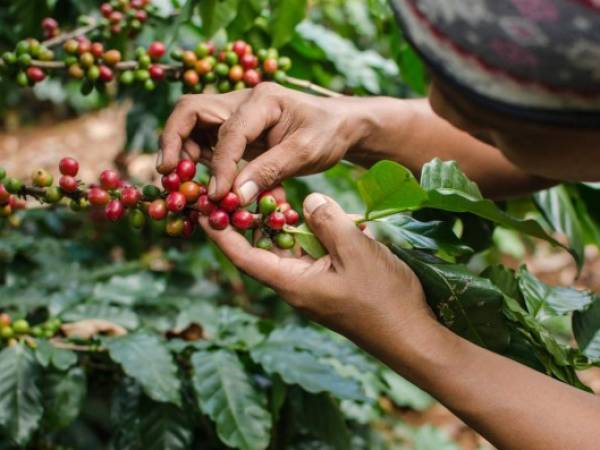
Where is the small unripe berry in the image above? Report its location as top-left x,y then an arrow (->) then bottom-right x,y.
79,52 -> 95,68
32,169 -> 53,187
266,211 -> 286,230
149,64 -> 165,81
256,237 -> 273,250
182,69 -> 199,87
26,67 -> 46,83
119,70 -> 134,85
148,41 -> 166,60
176,159 -> 196,181
278,56 -> 292,71
259,194 -> 277,215
0,203 -> 12,217
273,70 -> 286,84
208,209 -> 229,230
196,194 -> 216,215
231,210 -> 254,230
130,208 -> 146,228
5,178 -> 23,194
166,215 -> 184,236
102,49 -> 121,65
44,186 -> 62,203
59,157 -> 79,176
179,181 -> 201,202
16,71 -> 29,87
59,175 -> 78,193
217,80 -> 231,93
12,319 -> 29,334
63,39 -> 79,54
166,191 -> 186,213
120,186 -> 141,207
68,64 -> 85,79
161,172 -> 181,192
88,187 -> 110,206
228,65 -> 244,82
0,167 -> 5,180
148,199 -> 167,220
105,199 -> 125,221
99,169 -> 120,190
215,63 -> 229,77
225,51 -> 238,66
219,192 -> 240,212
275,232 -> 295,249
195,58 -> 213,75
182,51 -> 197,68
142,184 -> 161,200
87,65 -> 100,81
263,58 -> 278,74
283,208 -> 299,225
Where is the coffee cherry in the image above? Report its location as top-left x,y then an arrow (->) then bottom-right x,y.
240,54 -> 258,70
166,191 -> 186,213
9,196 -> 26,211
182,51 -> 197,68
91,42 -> 104,58
194,42 -> 212,58
229,65 -> 244,82
42,17 -> 58,33
182,218 -> 195,238
68,64 -> 85,79
182,69 -> 199,87
59,157 -> 79,176
12,319 -> 29,334
275,232 -> 295,249
26,67 -> 45,83
161,172 -> 181,192
148,41 -> 166,60
0,313 -> 11,327
256,237 -> 273,250
215,63 -> 229,77
197,194 -> 216,215
278,56 -> 292,71
134,10 -> 147,23
79,52 -> 95,68
273,70 -> 286,84
64,39 -> 79,54
134,69 -> 150,82
105,199 -> 125,221
176,159 -> 196,182
2,178 -> 22,195
31,169 -> 53,187
138,54 -> 151,69
130,208 -> 145,228
179,181 -> 201,202
266,211 -> 286,230
0,184 -> 10,204
263,58 -> 278,74
243,69 -> 261,87
195,58 -> 213,75
120,186 -> 141,207
166,215 -> 184,236
100,3 -> 113,17
149,64 -> 165,81
209,209 -> 229,230
0,203 -> 12,217
59,175 -> 78,193
44,186 -> 62,203
231,210 -> 254,230
87,65 -> 100,81
148,199 -> 167,220
103,49 -> 121,65
0,168 -> 5,180
217,80 -> 231,93
109,11 -> 123,24
283,208 -> 299,225
219,192 -> 240,212
99,65 -> 114,82
259,194 -> 277,215
16,71 -> 29,87
119,70 -> 134,85
170,49 -> 183,61
99,169 -> 120,190
225,51 -> 238,66
88,187 -> 110,206
232,40 -> 247,58
142,184 -> 161,200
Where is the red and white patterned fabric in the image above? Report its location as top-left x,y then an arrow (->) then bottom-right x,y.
389,0 -> 600,127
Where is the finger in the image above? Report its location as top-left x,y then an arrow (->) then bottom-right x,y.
158,100 -> 201,174
233,140 -> 300,204
210,98 -> 282,200
199,217 -> 286,288
182,138 -> 202,162
303,193 -> 366,267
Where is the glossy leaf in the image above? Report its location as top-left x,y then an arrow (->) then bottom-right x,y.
290,223 -> 327,259
270,0 -> 307,48
199,0 -> 240,38
42,367 -> 86,431
139,399 -> 194,450
573,298 -> 600,361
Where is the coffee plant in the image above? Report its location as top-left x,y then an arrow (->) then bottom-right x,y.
2,1 -> 600,450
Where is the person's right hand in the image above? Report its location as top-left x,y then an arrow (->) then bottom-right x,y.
158,83 -> 370,204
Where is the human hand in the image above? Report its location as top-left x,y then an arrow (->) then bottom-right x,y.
158,83 -> 370,204
199,192 -> 433,346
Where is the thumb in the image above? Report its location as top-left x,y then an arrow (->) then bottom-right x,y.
303,193 -> 364,265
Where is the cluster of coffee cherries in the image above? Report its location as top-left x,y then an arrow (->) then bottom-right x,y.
0,38 -> 54,86
172,39 -> 291,94
118,41 -> 167,91
0,312 -> 62,348
0,158 -> 301,248
97,0 -> 152,37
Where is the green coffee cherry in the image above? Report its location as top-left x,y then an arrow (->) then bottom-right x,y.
259,195 -> 278,215
144,79 -> 156,91
2,52 -> 16,65
135,69 -> 150,82
130,209 -> 146,228
0,167 -> 6,180
17,53 -> 32,67
119,70 -> 134,85
5,177 -> 23,194
142,184 -> 161,200
217,80 -> 231,93
256,237 -> 273,250
273,70 -> 286,84
44,186 -> 63,203
16,71 -> 29,87
12,319 -> 29,334
275,232 -> 295,249
278,56 -> 292,71
215,63 -> 229,77
0,326 -> 14,339
15,40 -> 30,55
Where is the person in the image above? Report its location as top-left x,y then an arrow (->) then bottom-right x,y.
158,1 -> 600,449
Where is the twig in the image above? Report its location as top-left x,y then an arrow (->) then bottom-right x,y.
42,18 -> 101,48
284,75 -> 341,97
49,338 -> 104,352
30,59 -> 181,72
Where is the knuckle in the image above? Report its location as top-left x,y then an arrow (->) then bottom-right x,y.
257,162 -> 281,185
253,81 -> 278,96
311,204 -> 336,228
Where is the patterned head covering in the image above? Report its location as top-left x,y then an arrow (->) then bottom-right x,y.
389,0 -> 600,127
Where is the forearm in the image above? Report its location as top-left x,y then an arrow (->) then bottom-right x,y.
344,97 -> 554,199
356,317 -> 600,450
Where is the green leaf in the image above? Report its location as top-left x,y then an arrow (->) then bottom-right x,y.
420,158 -> 482,199
289,223 -> 327,259
199,0 -> 240,38
109,378 -> 143,450
534,185 -> 585,269
381,368 -> 433,411
357,160 -> 426,218
517,267 -> 593,318
106,331 -> 181,406
573,298 -> 600,361
139,399 -> 194,450
269,0 -> 307,48
42,367 -> 86,431
0,344 -> 43,446
251,326 -> 366,400
392,247 -> 510,352
191,349 -> 271,450
35,340 -> 78,371
92,272 -> 166,306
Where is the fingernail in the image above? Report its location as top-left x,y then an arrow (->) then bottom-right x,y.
304,193 -> 326,214
238,180 -> 258,204
208,177 -> 217,197
155,151 -> 163,168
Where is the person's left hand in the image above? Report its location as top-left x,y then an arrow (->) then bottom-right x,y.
200,193 -> 432,345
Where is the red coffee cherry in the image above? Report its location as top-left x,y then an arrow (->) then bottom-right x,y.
240,54 -> 258,70
134,9 -> 147,22
231,210 -> 254,230
26,67 -> 46,83
0,184 -> 10,204
219,192 -> 240,212
228,65 -> 244,82
179,181 -> 201,202
98,65 -> 114,82
176,159 -> 196,182
232,40 -> 247,58
100,3 -> 113,18
9,196 -> 26,210
263,58 -> 278,74
102,49 -> 121,66
120,186 -> 141,207
209,209 -> 229,230
109,11 -> 123,24
242,69 -> 261,87
90,42 -> 104,59
42,17 -> 58,32
182,219 -> 195,238
166,191 -> 186,213
161,172 -> 181,192
182,69 -> 199,87
59,157 -> 79,176
59,175 -> 78,193
148,41 -> 166,60
87,187 -> 110,206
99,169 -> 120,190
266,211 -> 286,230
148,199 -> 167,220
283,209 -> 299,225
105,199 -> 125,221
149,65 -> 165,81
196,195 -> 216,215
